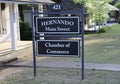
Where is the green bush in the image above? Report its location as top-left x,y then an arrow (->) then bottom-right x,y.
99,26 -> 111,33
20,21 -> 32,40
118,20 -> 120,24
99,28 -> 106,33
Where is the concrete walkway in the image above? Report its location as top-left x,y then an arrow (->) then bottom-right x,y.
37,61 -> 120,71
7,58 -> 120,72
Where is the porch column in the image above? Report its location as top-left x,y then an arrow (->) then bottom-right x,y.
9,3 -> 19,50
0,3 -> 2,34
15,4 -> 20,41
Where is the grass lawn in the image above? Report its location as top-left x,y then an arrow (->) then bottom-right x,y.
0,67 -> 120,84
50,24 -> 120,64
84,24 -> 120,64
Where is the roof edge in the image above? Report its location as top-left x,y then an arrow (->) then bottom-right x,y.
0,0 -> 55,4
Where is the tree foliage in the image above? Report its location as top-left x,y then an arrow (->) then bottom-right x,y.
73,0 -> 112,5
110,0 -> 119,5
73,0 -> 112,23
114,2 -> 120,23
114,2 -> 120,9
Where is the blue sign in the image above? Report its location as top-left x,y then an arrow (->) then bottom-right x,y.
36,40 -> 80,57
36,16 -> 80,34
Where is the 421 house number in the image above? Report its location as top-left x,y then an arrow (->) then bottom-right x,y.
52,4 -> 61,10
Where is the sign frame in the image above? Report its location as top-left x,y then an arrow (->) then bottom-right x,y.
31,2 -> 85,80
36,40 -> 80,57
36,16 -> 80,34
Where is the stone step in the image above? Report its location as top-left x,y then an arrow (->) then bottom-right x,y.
0,46 -> 32,66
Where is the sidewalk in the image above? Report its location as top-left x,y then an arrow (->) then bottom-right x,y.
6,58 -> 120,72
38,60 -> 120,71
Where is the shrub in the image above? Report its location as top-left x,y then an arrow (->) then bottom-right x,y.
20,21 -> 32,40
99,28 -> 106,33
118,19 -> 120,24
99,26 -> 111,33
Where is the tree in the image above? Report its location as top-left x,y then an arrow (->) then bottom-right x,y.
114,2 -> 120,23
114,2 -> 120,9
73,0 -> 112,31
110,0 -> 119,5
